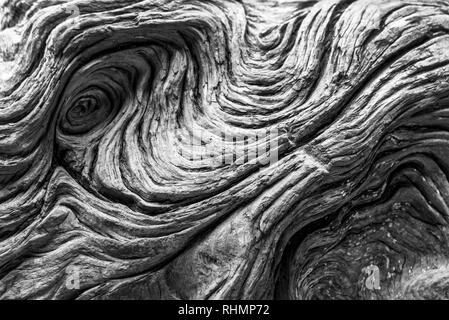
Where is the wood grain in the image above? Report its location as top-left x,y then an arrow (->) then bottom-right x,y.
1,0 -> 449,299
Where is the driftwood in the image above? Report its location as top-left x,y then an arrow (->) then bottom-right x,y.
1,0 -> 449,300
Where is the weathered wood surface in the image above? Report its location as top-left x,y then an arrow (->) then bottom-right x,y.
1,0 -> 449,299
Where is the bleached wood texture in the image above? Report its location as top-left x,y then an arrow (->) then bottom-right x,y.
1,0 -> 449,299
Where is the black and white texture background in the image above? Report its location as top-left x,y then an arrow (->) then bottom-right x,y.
1,0 -> 449,300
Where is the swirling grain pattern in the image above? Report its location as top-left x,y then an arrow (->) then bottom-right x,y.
1,0 -> 449,299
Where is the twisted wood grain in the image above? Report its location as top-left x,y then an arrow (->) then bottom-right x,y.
1,0 -> 449,299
